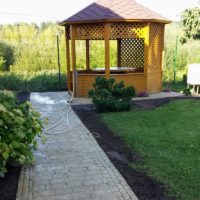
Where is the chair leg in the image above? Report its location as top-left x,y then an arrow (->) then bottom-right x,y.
191,85 -> 195,94
197,86 -> 200,94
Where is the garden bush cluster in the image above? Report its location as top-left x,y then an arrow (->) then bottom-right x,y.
0,42 -> 14,71
0,90 -> 45,176
89,77 -> 135,112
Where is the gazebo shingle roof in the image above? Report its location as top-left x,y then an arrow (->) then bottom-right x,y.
60,0 -> 171,25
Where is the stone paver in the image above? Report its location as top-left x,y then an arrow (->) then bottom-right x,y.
72,91 -> 184,105
16,92 -> 138,200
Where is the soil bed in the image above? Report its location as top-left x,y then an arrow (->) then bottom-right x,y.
0,164 -> 21,200
0,91 -> 30,200
72,98 -> 177,200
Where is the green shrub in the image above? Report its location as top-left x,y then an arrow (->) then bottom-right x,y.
0,71 -> 67,92
0,42 -> 14,71
0,90 -> 45,176
89,77 -> 135,112
183,87 -> 192,96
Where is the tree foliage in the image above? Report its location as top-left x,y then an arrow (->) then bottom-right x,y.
163,23 -> 200,82
181,7 -> 200,41
0,23 -> 66,72
0,42 -> 14,71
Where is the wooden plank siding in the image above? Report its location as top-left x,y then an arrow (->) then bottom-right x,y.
77,73 -> 146,97
147,71 -> 162,93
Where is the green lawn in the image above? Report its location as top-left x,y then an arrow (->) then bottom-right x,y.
102,100 -> 200,200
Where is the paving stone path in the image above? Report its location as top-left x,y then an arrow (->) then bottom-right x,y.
71,91 -> 184,105
17,92 -> 138,200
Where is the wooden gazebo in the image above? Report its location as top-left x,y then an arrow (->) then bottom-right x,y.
60,0 -> 171,97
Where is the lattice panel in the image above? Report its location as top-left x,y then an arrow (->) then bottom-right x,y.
72,24 -> 104,40
120,38 -> 144,70
64,25 -> 71,40
66,26 -> 71,40
110,23 -> 145,39
148,24 -> 163,72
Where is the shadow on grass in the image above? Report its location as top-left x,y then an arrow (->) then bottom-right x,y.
0,72 -> 67,92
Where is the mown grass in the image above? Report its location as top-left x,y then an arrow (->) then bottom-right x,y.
102,100 -> 200,200
0,71 -> 67,92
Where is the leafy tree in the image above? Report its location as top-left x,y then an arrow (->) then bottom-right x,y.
181,7 -> 200,41
0,42 -> 14,71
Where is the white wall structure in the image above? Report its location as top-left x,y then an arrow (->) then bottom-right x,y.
187,64 -> 200,85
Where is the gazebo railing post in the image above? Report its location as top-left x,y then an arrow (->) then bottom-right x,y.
71,25 -> 78,97
86,39 -> 90,71
65,26 -> 71,92
104,23 -> 110,79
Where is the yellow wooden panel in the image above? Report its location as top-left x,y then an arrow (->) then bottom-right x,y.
147,23 -> 164,73
147,71 -> 162,93
110,23 -> 146,39
77,73 -> 147,97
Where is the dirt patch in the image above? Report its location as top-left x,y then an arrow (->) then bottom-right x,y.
16,91 -> 30,104
72,99 -> 174,200
0,164 -> 21,200
0,91 -> 30,200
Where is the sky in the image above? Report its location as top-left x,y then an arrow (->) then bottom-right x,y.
0,0 -> 199,25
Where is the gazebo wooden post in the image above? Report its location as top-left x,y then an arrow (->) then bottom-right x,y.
71,25 -> 77,96
86,40 -> 90,70
104,23 -> 110,78
144,23 -> 150,91
117,39 -> 121,67
160,25 -> 165,91
65,26 -> 71,92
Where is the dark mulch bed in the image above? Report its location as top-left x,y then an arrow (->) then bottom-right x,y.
0,91 -> 30,200
16,91 -> 30,104
0,165 -> 21,200
72,98 -> 179,200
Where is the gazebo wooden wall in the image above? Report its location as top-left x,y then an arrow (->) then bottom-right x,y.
65,22 -> 165,97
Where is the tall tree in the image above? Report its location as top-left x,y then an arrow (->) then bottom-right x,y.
181,7 -> 200,40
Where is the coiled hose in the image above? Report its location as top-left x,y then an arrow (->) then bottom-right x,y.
44,92 -> 73,135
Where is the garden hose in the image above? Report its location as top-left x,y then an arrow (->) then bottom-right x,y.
44,92 -> 73,135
